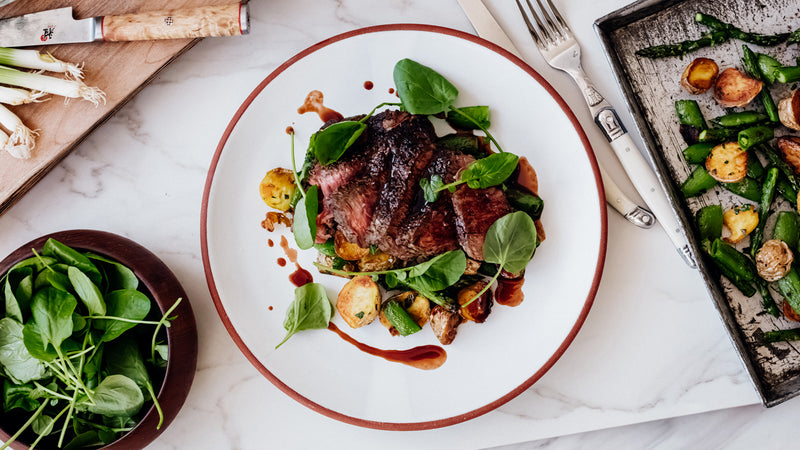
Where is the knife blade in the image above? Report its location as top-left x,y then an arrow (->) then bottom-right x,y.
0,3 -> 250,47
455,0 -> 655,229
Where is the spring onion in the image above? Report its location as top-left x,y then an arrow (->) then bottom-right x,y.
0,47 -> 83,80
0,86 -> 48,105
0,103 -> 36,159
0,65 -> 105,105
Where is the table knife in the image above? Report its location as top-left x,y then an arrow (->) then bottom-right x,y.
454,0 -> 655,229
0,3 -> 250,47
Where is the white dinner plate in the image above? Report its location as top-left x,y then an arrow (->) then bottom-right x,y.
201,24 -> 607,430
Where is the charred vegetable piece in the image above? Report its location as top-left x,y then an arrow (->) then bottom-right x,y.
710,111 -> 768,128
683,142 -> 716,164
723,205 -> 758,244
721,177 -> 762,202
635,30 -> 729,59
756,239 -> 793,282
456,280 -> 493,323
381,299 -> 422,336
379,291 -> 430,336
741,45 -> 780,122
778,90 -> 800,131
777,176 -> 798,206
750,167 -> 779,259
777,268 -> 800,320
704,238 -> 756,297
738,125 -> 774,151
773,211 -> 800,249
429,305 -> 461,345
763,328 -> 800,343
714,68 -> 762,108
681,166 -> 718,197
705,142 -> 748,183
675,100 -> 707,129
694,13 -> 790,47
505,188 -> 544,220
696,204 -> 723,241
259,168 -> 296,211
357,251 -> 396,272
757,53 -> 782,84
336,276 -> 380,329
698,127 -> 739,143
777,137 -> 800,175
436,134 -> 486,158
747,155 -> 766,181
681,57 -> 719,94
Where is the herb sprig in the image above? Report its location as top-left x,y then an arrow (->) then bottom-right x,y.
420,152 -> 519,202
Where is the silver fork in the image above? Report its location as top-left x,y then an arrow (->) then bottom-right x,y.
516,0 -> 696,268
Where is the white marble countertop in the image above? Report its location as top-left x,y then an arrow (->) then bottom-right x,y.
1,0 -> 799,448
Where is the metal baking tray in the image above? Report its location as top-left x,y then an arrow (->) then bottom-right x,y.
595,0 -> 800,406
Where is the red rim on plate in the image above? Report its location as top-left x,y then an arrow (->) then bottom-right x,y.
201,24 -> 608,431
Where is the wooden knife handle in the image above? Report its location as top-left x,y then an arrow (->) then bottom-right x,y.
100,3 -> 249,42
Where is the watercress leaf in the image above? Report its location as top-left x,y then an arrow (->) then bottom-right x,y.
3,380 -> 41,412
446,106 -> 491,130
154,344 -> 169,362
32,414 -> 54,436
80,374 -> 144,417
483,211 -> 538,274
462,153 -> 519,189
95,289 -> 151,343
86,253 -> 139,291
104,337 -> 150,390
384,272 -> 399,289
68,266 -> 106,316
420,175 -> 445,202
292,184 -> 319,250
393,58 -> 458,115
276,282 -> 332,348
30,287 -> 76,351
0,318 -> 49,383
312,121 -> 366,166
63,431 -> 101,450
98,429 -> 119,445
41,239 -> 102,285
405,250 -> 466,291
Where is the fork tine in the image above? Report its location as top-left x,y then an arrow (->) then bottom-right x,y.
543,0 -> 570,34
533,0 -> 563,42
515,0 -> 544,47
520,0 -> 555,46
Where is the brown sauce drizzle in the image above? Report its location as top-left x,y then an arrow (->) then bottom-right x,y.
277,258 -> 287,267
363,81 -> 374,90
268,306 -> 274,311
388,88 -> 395,94
515,157 -> 539,196
279,235 -> 298,263
289,263 -> 313,287
328,323 -> 446,370
261,212 -> 291,232
297,90 -> 343,123
495,277 -> 525,307
268,239 -> 274,247
285,126 -> 294,135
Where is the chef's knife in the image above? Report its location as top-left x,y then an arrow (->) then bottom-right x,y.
454,0 -> 654,229
0,3 -> 250,47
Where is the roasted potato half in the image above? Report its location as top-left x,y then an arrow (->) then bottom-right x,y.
259,168 -> 296,211
778,136 -> 800,175
723,205 -> 758,244
681,57 -> 719,94
357,250 -> 396,272
336,275 -> 380,329
705,142 -> 747,183
714,68 -> 762,108
784,301 -> 800,322
379,291 -> 431,336
778,90 -> 800,131
334,230 -> 370,261
755,239 -> 793,282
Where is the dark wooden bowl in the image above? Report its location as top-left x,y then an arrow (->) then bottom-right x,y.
0,230 -> 198,449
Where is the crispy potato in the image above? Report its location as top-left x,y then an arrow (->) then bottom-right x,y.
681,57 -> 719,94
705,142 -> 747,183
755,239 -> 793,282
336,275 -> 380,329
778,136 -> 800,174
457,281 -> 493,323
430,305 -> 462,345
334,230 -> 370,261
778,90 -> 800,131
464,257 -> 481,276
357,251 -> 396,272
723,205 -> 758,244
714,68 -> 762,107
379,291 -> 431,336
784,301 -> 800,322
259,168 -> 296,211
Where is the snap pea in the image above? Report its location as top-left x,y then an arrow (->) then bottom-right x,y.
776,176 -> 798,206
776,66 -> 800,84
738,125 -> 774,150
710,111 -> 768,128
759,144 -> 800,192
741,45 -> 780,122
506,188 -> 544,220
698,127 -> 737,143
675,100 -> 707,129
681,166 -> 718,198
757,53 -> 782,84
705,238 -> 756,297
682,142 -> 716,164
747,155 -> 765,181
772,211 -> 800,249
696,204 -> 723,241
721,177 -> 761,202
790,28 -> 800,45
777,268 -> 800,319
382,300 -> 421,336
749,167 -> 778,259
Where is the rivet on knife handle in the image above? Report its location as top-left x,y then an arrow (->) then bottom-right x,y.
99,3 -> 250,42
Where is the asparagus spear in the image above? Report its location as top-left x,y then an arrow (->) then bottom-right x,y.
635,31 -> 728,59
695,13 -> 790,46
763,328 -> 800,343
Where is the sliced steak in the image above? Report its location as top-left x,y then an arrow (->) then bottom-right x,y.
328,180 -> 380,246
450,154 -> 512,260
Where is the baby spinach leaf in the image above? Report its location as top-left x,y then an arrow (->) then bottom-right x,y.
3,380 -> 41,412
41,239 -> 101,285
446,106 -> 490,130
22,321 -> 56,362
4,266 -> 32,322
30,287 -> 77,351
293,184 -> 319,250
68,266 -> 106,316
462,152 -> 519,189
484,211 -> 539,274
0,318 -> 49,384
95,289 -> 151,343
393,58 -> 458,115
34,269 -> 71,293
105,337 -> 150,390
420,175 -> 446,203
80,374 -> 144,417
63,431 -> 101,450
86,253 -> 139,291
276,282 -> 332,348
311,121 -> 366,166
6,255 -> 57,275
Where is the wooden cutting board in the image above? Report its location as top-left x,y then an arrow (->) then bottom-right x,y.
0,0 -> 240,217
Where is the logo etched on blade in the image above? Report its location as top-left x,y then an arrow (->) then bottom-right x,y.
40,25 -> 55,42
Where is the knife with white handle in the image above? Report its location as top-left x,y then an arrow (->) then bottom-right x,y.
455,0 -> 656,229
